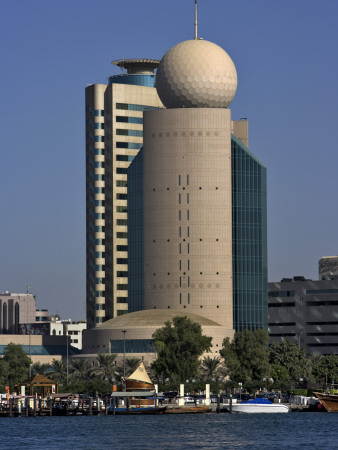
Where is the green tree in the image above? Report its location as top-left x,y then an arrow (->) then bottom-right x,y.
152,316 -> 212,383
70,359 -> 94,382
269,338 -> 309,384
95,353 -> 118,382
49,359 -> 68,384
115,357 -> 141,381
199,356 -> 223,381
270,364 -> 290,391
0,343 -> 31,390
31,362 -> 52,377
312,354 -> 338,388
220,329 -> 270,392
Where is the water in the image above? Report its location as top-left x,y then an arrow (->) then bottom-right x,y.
0,413 -> 337,449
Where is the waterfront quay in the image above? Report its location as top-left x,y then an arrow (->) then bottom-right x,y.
0,393 -> 321,417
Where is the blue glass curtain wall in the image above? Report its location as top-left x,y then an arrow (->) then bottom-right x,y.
109,74 -> 156,87
231,135 -> 268,331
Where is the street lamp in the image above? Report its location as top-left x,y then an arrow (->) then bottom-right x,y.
121,330 -> 127,378
238,382 -> 242,401
66,334 -> 69,385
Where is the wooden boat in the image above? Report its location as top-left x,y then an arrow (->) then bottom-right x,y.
125,363 -> 155,407
164,405 -> 210,414
224,398 -> 289,413
112,406 -> 166,415
314,392 -> 338,412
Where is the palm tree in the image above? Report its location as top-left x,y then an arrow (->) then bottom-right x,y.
31,362 -> 52,377
49,359 -> 67,384
199,356 -> 222,381
70,358 -> 94,382
125,358 -> 141,376
95,353 -> 118,382
115,357 -> 141,380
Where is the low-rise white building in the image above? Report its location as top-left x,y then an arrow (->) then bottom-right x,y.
50,320 -> 87,350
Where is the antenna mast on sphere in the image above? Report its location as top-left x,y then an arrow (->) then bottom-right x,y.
194,0 -> 198,39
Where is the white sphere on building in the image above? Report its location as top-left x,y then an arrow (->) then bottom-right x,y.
156,39 -> 237,109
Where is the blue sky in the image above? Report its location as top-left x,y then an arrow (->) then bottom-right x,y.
1,0 -> 337,320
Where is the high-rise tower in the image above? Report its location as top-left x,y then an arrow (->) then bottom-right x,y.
128,39 -> 267,332
85,60 -> 162,328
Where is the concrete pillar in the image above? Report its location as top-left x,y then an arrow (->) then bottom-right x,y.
178,384 -> 185,406
205,384 -> 210,406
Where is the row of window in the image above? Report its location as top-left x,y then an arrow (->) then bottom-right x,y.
117,271 -> 128,277
116,155 -> 135,162
117,180 -> 127,187
117,245 -> 128,251
117,232 -> 128,239
116,193 -> 127,200
116,103 -> 158,112
116,129 -> 143,137
117,284 -> 128,290
268,302 -> 295,307
307,289 -> 338,295
268,291 -> 295,298
116,206 -> 127,213
116,116 -> 143,124
116,142 -> 142,149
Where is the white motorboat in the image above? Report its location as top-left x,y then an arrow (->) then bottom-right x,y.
225,398 -> 289,413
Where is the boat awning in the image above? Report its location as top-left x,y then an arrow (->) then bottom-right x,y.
111,391 -> 156,398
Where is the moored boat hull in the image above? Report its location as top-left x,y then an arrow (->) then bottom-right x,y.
314,392 -> 338,412
225,403 -> 289,413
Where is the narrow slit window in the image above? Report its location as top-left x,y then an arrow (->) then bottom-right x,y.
187,210 -> 189,220
188,293 -> 190,304
180,293 -> 182,304
187,226 -> 189,237
179,226 -> 181,238
187,175 -> 189,185
187,193 -> 189,204
179,243 -> 181,254
179,210 -> 181,221
179,175 -> 181,186
188,243 -> 190,254
179,193 -> 181,204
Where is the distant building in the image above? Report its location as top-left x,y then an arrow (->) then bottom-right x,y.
0,292 -> 36,334
268,275 -> 338,354
319,256 -> 338,280
0,334 -> 80,364
50,319 -> 87,350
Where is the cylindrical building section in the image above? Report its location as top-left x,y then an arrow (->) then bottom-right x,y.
142,108 -> 233,329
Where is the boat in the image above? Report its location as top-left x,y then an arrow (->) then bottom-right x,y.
314,392 -> 338,412
224,398 -> 289,413
164,405 -> 210,414
125,363 -> 156,407
111,406 -> 166,415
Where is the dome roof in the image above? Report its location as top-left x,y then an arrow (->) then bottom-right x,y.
94,309 -> 223,330
156,39 -> 237,109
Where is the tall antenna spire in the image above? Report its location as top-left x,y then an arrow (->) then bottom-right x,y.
194,0 -> 198,39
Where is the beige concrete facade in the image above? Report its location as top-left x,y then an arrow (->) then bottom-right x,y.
0,335 -> 65,364
0,293 -> 36,333
142,108 -> 233,330
81,309 -> 233,362
86,79 -> 162,328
